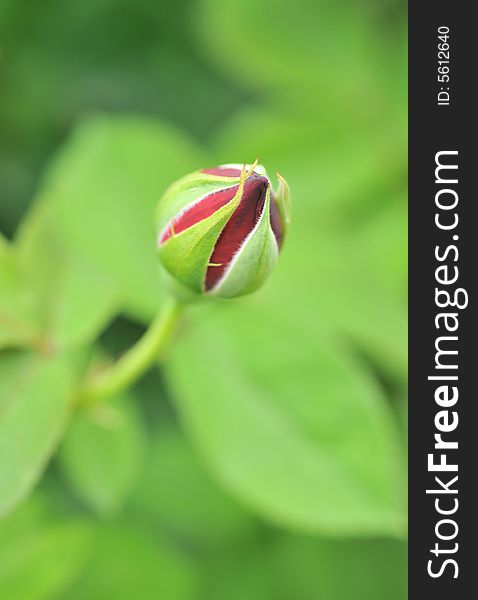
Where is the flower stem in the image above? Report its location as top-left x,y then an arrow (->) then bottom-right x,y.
79,297 -> 183,405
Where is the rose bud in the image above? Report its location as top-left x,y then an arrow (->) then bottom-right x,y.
156,161 -> 290,300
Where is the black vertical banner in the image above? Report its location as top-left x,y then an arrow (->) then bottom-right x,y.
409,2 -> 475,598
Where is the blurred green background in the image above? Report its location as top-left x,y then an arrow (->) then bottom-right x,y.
0,0 -> 407,598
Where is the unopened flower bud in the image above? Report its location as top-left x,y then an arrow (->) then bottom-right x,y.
156,161 -> 290,300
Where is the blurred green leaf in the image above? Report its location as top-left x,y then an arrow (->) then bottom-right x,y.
0,497 -> 92,600
0,236 -> 39,350
26,115 -> 205,321
61,523 -> 196,600
263,224 -> 407,378
14,203 -> 119,352
0,351 -> 73,517
199,548 -> 270,600
131,426 -> 257,548
197,533 -> 407,600
195,0 -> 405,119
167,303 -> 406,537
268,534 -> 407,600
59,393 -> 145,516
349,195 -> 407,299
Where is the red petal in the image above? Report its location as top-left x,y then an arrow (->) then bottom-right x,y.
202,167 -> 243,177
159,184 -> 239,244
205,173 -> 270,291
203,168 -> 283,246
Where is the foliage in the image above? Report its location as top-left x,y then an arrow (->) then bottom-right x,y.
0,0 -> 407,598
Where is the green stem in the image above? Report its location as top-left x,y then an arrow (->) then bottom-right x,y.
79,298 -> 183,405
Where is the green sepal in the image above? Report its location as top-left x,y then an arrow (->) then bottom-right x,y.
275,173 -> 291,238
